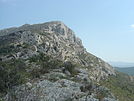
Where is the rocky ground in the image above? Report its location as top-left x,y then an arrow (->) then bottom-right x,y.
5,68 -> 116,101
0,21 -> 120,101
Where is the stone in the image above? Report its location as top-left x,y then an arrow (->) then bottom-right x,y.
0,21 -> 117,101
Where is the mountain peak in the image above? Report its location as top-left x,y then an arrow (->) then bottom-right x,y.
44,21 -> 65,25
0,21 -> 134,101
0,21 -> 115,79
0,21 -> 118,101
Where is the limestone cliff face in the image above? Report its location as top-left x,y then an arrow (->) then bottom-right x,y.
0,21 -> 115,81
0,21 -> 118,101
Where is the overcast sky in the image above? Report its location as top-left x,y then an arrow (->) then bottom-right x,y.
0,0 -> 134,62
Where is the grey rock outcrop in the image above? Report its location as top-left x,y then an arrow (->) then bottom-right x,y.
5,68 -> 116,101
0,21 -> 117,101
0,21 -> 115,81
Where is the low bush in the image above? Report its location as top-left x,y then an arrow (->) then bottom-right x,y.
0,59 -> 28,93
101,71 -> 134,101
29,53 -> 63,78
63,61 -> 78,76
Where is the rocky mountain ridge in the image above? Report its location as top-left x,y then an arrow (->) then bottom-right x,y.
0,21 -> 120,101
0,21 -> 115,81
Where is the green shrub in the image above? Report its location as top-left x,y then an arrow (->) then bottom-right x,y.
0,59 -> 28,93
63,61 -> 78,76
0,45 -> 15,55
96,89 -> 109,101
100,71 -> 134,101
30,68 -> 41,78
22,43 -> 30,48
29,53 -> 63,78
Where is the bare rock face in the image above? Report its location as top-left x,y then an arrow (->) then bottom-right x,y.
0,21 -> 115,80
5,69 -> 116,101
0,21 -> 117,101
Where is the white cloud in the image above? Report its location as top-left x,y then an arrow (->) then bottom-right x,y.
130,24 -> 134,28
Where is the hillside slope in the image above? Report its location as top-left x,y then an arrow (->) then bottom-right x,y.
101,71 -> 134,101
0,21 -> 115,81
0,21 -> 133,101
115,67 -> 134,75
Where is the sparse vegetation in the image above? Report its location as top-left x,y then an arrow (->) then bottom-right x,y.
0,53 -> 63,94
100,71 -> 134,101
29,53 -> 63,77
0,21 -> 133,101
22,43 -> 30,48
95,88 -> 110,101
0,45 -> 16,55
63,61 -> 78,76
0,59 -> 28,93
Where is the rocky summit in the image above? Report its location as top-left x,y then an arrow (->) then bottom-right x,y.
0,21 -> 134,101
